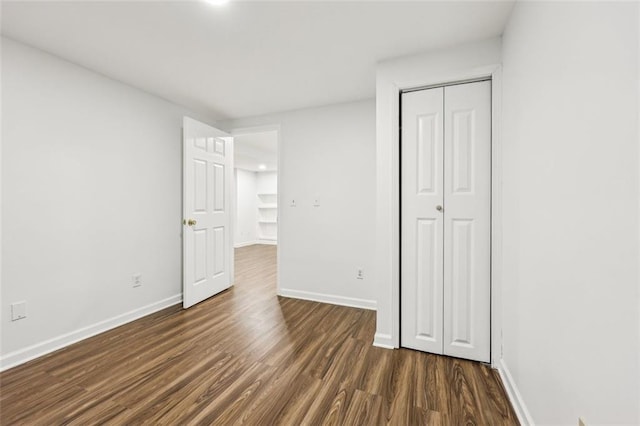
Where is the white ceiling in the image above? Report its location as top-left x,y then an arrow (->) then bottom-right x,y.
1,1 -> 514,120
234,129 -> 278,172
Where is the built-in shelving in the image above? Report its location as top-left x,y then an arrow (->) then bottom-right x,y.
257,193 -> 277,243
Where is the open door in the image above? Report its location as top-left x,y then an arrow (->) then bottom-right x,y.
183,117 -> 234,308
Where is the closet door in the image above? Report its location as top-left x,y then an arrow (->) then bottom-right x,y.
400,87 -> 445,354
400,80 -> 491,363
442,81 -> 491,362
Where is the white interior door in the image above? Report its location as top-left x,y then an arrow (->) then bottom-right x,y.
400,87 -> 445,354
442,81 -> 491,362
183,117 -> 234,309
400,80 -> 491,363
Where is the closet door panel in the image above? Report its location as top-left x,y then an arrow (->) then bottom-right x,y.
442,81 -> 491,362
400,87 -> 444,354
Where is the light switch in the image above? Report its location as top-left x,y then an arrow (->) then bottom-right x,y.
313,195 -> 320,207
290,199 -> 296,207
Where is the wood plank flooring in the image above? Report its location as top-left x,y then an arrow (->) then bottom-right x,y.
0,244 -> 518,425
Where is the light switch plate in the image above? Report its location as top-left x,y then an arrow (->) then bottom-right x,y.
132,273 -> 142,288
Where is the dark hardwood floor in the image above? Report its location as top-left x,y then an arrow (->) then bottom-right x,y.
0,244 -> 518,425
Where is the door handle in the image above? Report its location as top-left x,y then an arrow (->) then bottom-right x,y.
183,219 -> 197,226
436,205 -> 443,212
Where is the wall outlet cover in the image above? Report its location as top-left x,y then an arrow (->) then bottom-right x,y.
11,301 -> 27,321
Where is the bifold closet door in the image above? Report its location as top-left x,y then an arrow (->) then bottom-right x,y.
401,80 -> 491,363
442,81 -> 491,362
400,87 -> 445,354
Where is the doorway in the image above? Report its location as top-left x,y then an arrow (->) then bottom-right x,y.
400,80 -> 491,363
232,125 -> 280,289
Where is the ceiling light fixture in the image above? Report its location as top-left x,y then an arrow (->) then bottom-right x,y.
258,164 -> 267,170
205,0 -> 229,6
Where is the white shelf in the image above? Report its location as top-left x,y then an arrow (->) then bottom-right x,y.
257,192 -> 277,243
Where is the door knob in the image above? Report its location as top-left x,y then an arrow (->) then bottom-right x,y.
436,205 -> 443,212
183,219 -> 197,226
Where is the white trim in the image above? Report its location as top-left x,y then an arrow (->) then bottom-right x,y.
496,358 -> 535,426
0,294 -> 182,372
278,288 -> 377,311
637,5 -> 640,424
257,239 -> 277,246
232,124 -> 281,137
275,126 -> 283,295
373,333 -> 395,349
490,66 -> 504,367
234,240 -> 259,248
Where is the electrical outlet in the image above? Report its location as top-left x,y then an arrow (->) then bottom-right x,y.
313,195 -> 320,207
11,301 -> 27,321
357,268 -> 364,280
578,417 -> 587,426
132,273 -> 142,288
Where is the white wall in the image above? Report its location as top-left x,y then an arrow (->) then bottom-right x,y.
256,171 -> 277,196
374,38 -> 503,348
1,38 -> 214,368
501,3 -> 639,424
234,169 -> 258,247
223,99 -> 377,309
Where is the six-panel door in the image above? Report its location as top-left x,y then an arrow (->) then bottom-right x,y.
183,117 -> 233,309
401,80 -> 491,363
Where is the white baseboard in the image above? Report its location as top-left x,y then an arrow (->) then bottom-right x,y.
234,240 -> 259,248
0,294 -> 182,372
373,332 -> 395,349
257,239 -> 277,245
278,288 -> 376,311
496,358 -> 535,426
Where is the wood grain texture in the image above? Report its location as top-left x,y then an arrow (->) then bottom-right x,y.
0,244 -> 518,425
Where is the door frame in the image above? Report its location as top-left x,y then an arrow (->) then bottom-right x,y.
374,63 -> 503,368
399,78 -> 493,362
230,124 -> 282,294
